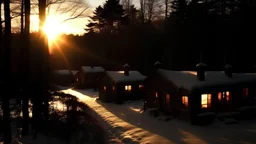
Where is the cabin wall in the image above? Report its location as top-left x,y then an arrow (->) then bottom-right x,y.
189,83 -> 256,125
83,72 -> 105,89
115,81 -> 145,104
144,73 -> 191,120
76,71 -> 105,89
99,75 -> 115,102
53,74 -> 74,86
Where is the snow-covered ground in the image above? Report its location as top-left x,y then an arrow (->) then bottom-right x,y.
62,88 -> 256,144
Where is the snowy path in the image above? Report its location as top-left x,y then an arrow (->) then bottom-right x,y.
63,89 -> 256,144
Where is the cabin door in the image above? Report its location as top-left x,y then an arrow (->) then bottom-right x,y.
217,91 -> 232,112
165,94 -> 171,113
158,92 -> 164,111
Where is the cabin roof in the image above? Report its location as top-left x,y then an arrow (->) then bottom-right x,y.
81,66 -> 105,73
106,71 -> 146,83
54,70 -> 72,75
71,70 -> 79,75
158,69 -> 256,91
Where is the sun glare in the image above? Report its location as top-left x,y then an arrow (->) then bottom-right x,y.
43,16 -> 63,41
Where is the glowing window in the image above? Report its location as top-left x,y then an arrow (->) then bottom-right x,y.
218,91 -> 231,101
218,92 -> 222,101
226,91 -> 230,101
125,85 -> 132,91
155,92 -> 158,98
166,94 -> 170,105
182,96 -> 188,107
103,86 -> 106,91
139,85 -> 144,89
243,88 -> 249,97
112,86 -> 115,91
201,94 -> 211,108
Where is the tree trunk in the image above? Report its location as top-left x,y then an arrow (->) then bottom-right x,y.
0,2 -> 2,38
22,96 -> 29,136
3,0 -> 12,143
20,0 -> 24,33
32,0 -> 48,138
21,0 -> 31,136
165,0 -> 168,21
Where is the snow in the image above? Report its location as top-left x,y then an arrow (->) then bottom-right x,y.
158,69 -> 256,91
54,70 -> 72,76
71,70 -> 78,76
123,63 -> 130,68
154,61 -> 162,66
62,88 -> 256,144
106,71 -> 146,83
81,66 -> 105,73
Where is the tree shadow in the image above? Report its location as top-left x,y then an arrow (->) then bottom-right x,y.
94,99 -> 256,144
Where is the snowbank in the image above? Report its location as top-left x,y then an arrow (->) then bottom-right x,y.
62,89 -> 256,144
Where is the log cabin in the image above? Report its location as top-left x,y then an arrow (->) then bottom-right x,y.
144,62 -> 256,125
75,66 -> 105,89
99,64 -> 146,104
53,70 -> 75,86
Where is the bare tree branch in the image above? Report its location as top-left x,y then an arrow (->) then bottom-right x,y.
2,0 -> 89,26
61,7 -> 88,23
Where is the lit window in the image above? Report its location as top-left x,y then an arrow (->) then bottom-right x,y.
218,91 -> 231,101
201,94 -> 211,108
243,88 -> 249,97
125,85 -> 132,91
113,86 -> 115,91
103,86 -> 106,91
182,96 -> 188,107
226,91 -> 230,101
76,78 -> 78,82
218,92 -> 222,101
139,85 -> 144,89
155,92 -> 158,97
166,94 -> 170,105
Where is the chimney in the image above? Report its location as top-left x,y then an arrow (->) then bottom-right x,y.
196,63 -> 207,81
154,61 -> 162,70
123,63 -> 130,76
224,64 -> 232,77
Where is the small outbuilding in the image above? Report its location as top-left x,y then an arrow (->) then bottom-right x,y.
75,66 -> 105,89
53,69 -> 75,86
99,64 -> 146,104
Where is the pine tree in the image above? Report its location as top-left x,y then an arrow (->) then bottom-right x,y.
85,6 -> 105,33
170,0 -> 187,17
85,0 -> 126,33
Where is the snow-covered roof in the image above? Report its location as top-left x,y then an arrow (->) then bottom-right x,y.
54,70 -> 72,75
106,71 -> 146,83
123,63 -> 130,68
158,69 -> 256,91
154,61 -> 162,66
81,66 -> 105,73
71,70 -> 78,75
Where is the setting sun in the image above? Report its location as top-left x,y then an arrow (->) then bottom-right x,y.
43,16 -> 63,41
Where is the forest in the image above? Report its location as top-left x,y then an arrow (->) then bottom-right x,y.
0,0 -> 256,143
52,0 -> 256,73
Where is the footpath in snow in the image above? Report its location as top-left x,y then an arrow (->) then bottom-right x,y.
63,88 -> 256,144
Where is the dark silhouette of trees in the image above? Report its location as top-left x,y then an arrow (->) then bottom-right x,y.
2,0 -> 12,143
30,0 -> 48,138
20,0 -> 31,136
86,0 -> 126,33
80,0 -> 255,73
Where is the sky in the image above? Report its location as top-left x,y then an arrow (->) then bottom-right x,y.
41,0 -> 139,35
32,0 -> 109,35
2,0 -> 138,35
